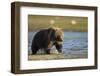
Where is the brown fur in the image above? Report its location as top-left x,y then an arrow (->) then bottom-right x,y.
31,27 -> 64,54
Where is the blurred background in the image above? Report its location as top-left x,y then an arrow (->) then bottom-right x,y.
28,15 -> 88,32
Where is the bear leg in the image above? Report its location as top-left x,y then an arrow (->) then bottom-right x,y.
45,49 -> 51,54
31,46 -> 39,55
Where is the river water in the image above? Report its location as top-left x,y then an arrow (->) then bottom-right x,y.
28,31 -> 88,56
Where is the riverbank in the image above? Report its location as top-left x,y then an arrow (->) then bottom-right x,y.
28,52 -> 87,60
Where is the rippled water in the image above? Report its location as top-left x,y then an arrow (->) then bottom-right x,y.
28,31 -> 88,55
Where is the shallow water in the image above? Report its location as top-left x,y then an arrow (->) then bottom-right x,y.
28,31 -> 88,56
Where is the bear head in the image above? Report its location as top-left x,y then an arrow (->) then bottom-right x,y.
47,27 -> 64,53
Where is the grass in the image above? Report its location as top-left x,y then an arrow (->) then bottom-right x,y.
28,15 -> 88,32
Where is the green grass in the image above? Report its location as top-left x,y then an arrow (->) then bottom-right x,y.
28,15 -> 88,32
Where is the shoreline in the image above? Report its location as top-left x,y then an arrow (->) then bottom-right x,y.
28,52 -> 88,60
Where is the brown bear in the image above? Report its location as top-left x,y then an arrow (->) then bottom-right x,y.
31,27 -> 64,54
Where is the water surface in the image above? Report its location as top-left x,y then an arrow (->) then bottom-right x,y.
28,31 -> 88,57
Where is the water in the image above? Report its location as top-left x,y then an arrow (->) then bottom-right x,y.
28,31 -> 88,55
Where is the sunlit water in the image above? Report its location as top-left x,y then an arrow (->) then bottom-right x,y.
28,31 -> 88,55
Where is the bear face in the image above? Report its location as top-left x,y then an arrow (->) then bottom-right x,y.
31,27 -> 64,54
48,27 -> 64,41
